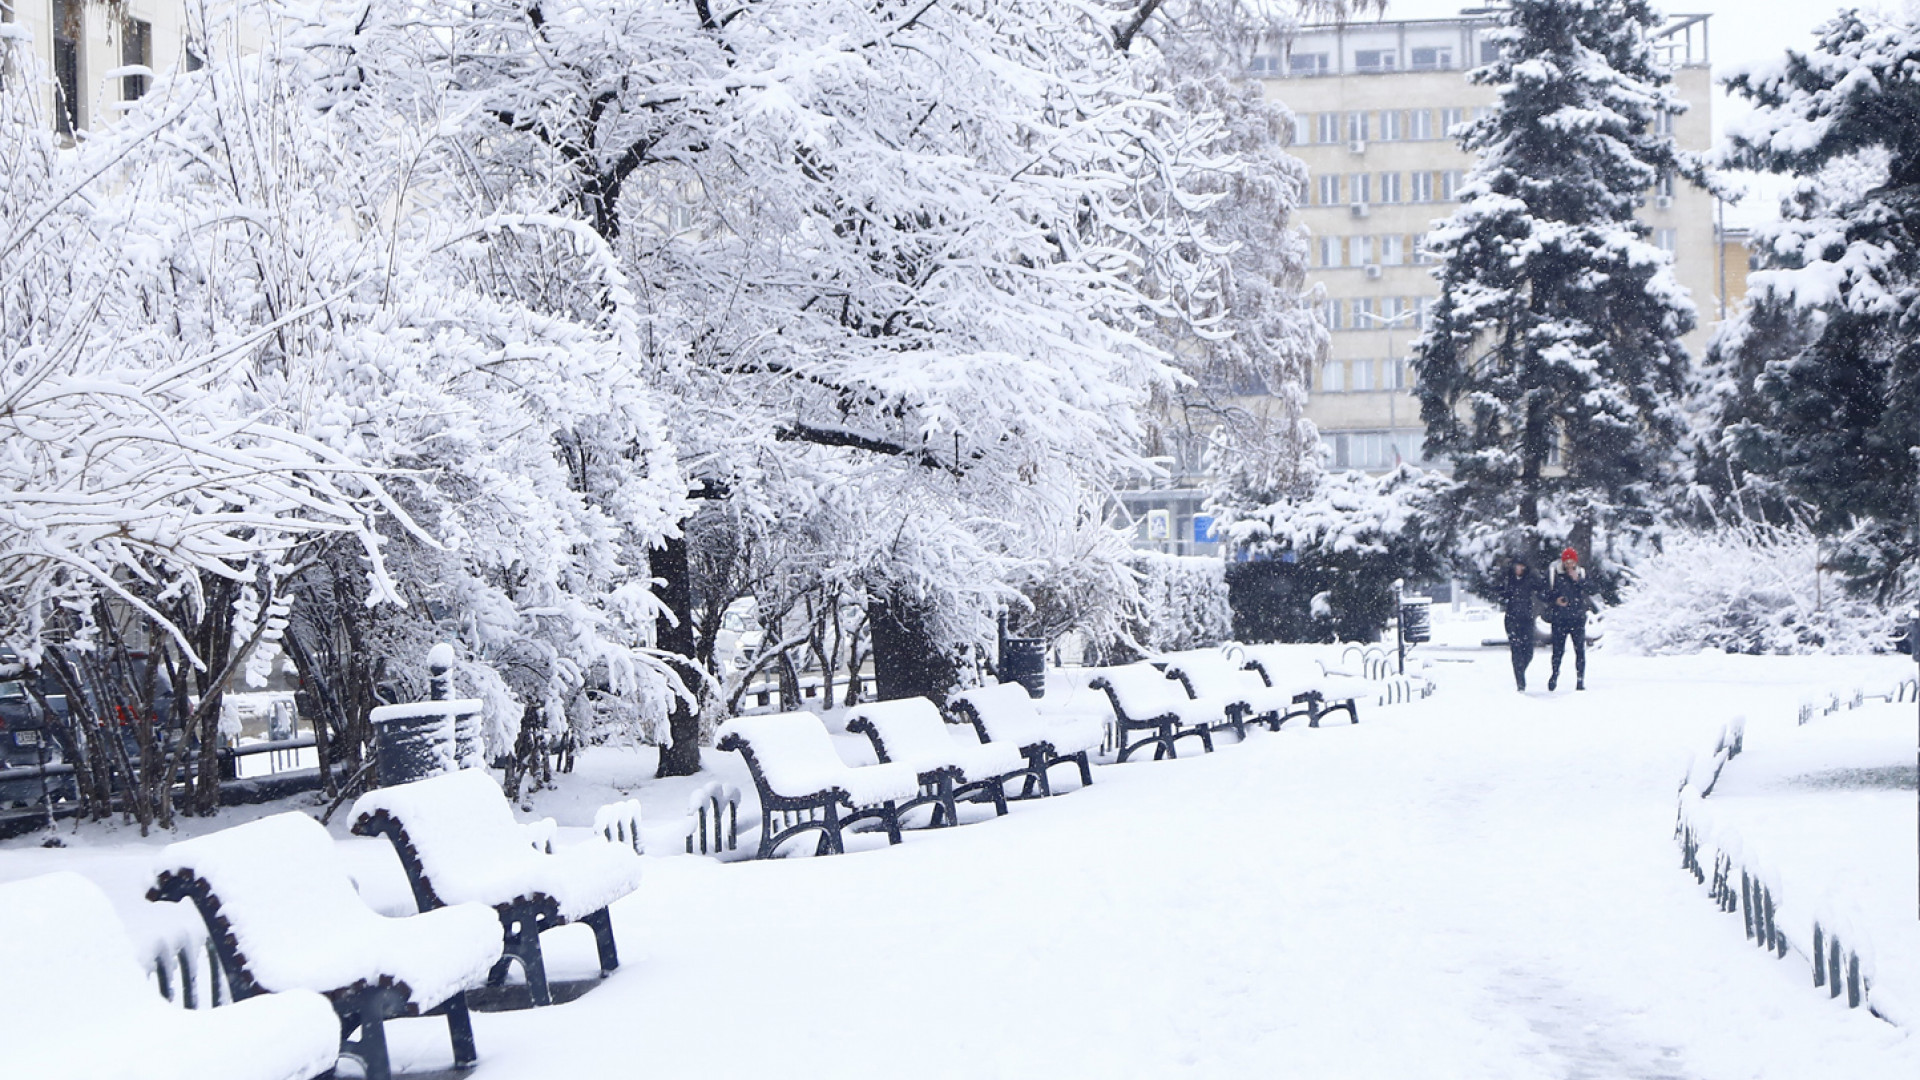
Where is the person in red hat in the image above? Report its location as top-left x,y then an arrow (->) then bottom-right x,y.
1545,546 -> 1591,691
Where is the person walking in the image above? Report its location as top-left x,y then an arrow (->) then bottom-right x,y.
1546,547 -> 1592,691
1499,557 -> 1541,691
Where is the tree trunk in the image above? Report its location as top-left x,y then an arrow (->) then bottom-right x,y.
651,532 -> 704,778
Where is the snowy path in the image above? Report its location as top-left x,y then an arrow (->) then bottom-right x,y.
400,651 -> 1916,1078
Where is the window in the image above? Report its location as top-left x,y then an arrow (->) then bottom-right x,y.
1381,235 -> 1405,265
1389,359 -> 1409,391
1473,106 -> 1495,122
1290,52 -> 1330,77
1317,112 -> 1341,144
1377,172 -> 1402,204
1655,109 -> 1675,136
1410,171 -> 1435,202
1322,300 -> 1344,331
1411,233 -> 1433,265
186,48 -> 205,72
53,0 -> 80,135
1355,49 -> 1397,73
1317,173 -> 1342,206
1442,170 -> 1465,201
122,18 -> 152,103
1320,361 -> 1346,392
1353,297 -> 1377,326
1351,172 -> 1372,205
1410,47 -> 1452,71
1408,109 -> 1433,140
1248,55 -> 1283,77
1351,235 -> 1375,266
1440,107 -> 1466,135
1351,359 -> 1375,391
1656,228 -> 1677,253
1414,296 -> 1432,329
1346,111 -> 1370,143
1318,235 -> 1343,268
1378,111 -> 1402,141
1655,169 -> 1675,199
1479,39 -> 1503,65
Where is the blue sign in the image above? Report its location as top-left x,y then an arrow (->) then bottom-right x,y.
1192,515 -> 1217,543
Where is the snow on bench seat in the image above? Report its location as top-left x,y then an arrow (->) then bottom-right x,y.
946,681 -> 1099,795
846,696 -> 1030,823
350,768 -> 640,1007
7,871 -> 340,1080
150,811 -> 502,1080
715,711 -> 917,858
1159,649 -> 1311,733
1083,663 -> 1223,761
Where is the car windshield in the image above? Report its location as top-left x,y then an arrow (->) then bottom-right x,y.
0,681 -> 27,704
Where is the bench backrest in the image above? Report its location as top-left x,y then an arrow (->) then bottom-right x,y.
351,768 -> 563,910
153,811 -> 387,996
1162,652 -> 1267,699
948,682 -> 1046,744
714,711 -> 859,798
6,871 -> 158,1025
1089,662 -> 1190,717
845,697 -> 960,768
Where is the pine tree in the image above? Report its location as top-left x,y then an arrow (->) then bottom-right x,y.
1713,9 -> 1920,599
1411,0 -> 1706,576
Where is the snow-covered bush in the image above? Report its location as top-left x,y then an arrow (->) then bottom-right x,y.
1608,524 -> 1898,655
1122,553 -> 1231,655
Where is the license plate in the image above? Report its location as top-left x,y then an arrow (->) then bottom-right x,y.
14,731 -> 39,747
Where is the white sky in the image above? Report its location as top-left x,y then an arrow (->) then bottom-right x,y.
1361,1 -> 1887,226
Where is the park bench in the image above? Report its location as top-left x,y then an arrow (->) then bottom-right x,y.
1234,644 -> 1363,726
1160,649 -> 1314,733
350,768 -> 642,1008
149,811 -> 503,1080
1084,663 -> 1221,762
845,696 -> 1026,823
5,870 -> 340,1080
946,681 -> 1099,797
715,711 -> 917,859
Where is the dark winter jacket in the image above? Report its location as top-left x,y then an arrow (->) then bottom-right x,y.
1546,565 -> 1592,626
1500,568 -> 1541,632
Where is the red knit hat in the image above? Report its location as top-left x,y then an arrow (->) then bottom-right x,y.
1561,547 -> 1579,563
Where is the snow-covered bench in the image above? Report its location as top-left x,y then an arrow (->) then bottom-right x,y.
1084,664 -> 1220,762
1160,649 -> 1313,733
946,681 -> 1099,796
1235,644 -> 1363,727
149,811 -> 503,1080
350,769 -> 642,1008
845,696 -> 1027,823
6,870 -> 341,1080
715,711 -> 917,859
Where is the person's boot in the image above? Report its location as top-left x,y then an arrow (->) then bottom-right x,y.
1516,676 -> 1526,692
1576,677 -> 1585,691
1548,671 -> 1558,692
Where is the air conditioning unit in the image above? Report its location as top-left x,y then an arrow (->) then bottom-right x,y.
1364,264 -> 1383,280
1348,139 -> 1367,154
1350,202 -> 1370,218
1655,195 -> 1674,209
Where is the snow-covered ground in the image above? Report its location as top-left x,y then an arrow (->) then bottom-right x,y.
4,645 -> 1916,1078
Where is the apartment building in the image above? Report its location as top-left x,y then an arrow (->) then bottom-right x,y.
1,0 -> 198,135
1258,13 -> 1718,474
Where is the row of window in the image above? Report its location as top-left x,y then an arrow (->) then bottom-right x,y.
1316,357 -> 1413,395
1312,171 -> 1466,208
1305,108 -> 1488,146
1317,233 -> 1435,269
1320,429 -> 1429,472
1256,40 -> 1506,79
1320,296 -> 1433,333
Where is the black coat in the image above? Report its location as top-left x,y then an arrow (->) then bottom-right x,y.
1546,565 -> 1591,626
1500,570 -> 1540,630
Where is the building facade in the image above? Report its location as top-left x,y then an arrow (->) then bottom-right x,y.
2,0 -> 197,135
1259,14 -> 1717,474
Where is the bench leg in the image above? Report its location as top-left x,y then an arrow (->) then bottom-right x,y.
584,907 -> 619,975
756,808 -> 780,860
987,778 -> 1009,817
1071,751 -> 1092,787
818,800 -> 845,855
882,801 -> 903,845
443,991 -> 478,1069
933,774 -> 960,827
504,912 -> 553,1007
345,1007 -> 393,1080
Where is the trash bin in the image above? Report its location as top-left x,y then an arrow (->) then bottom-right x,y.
369,703 -> 456,787
999,637 -> 1047,699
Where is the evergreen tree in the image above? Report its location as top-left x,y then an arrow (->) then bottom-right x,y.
1713,9 -> 1920,599
1411,0 -> 1706,575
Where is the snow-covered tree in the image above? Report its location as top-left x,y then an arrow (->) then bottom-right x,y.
1411,0 -> 1708,577
1708,9 -> 1920,599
